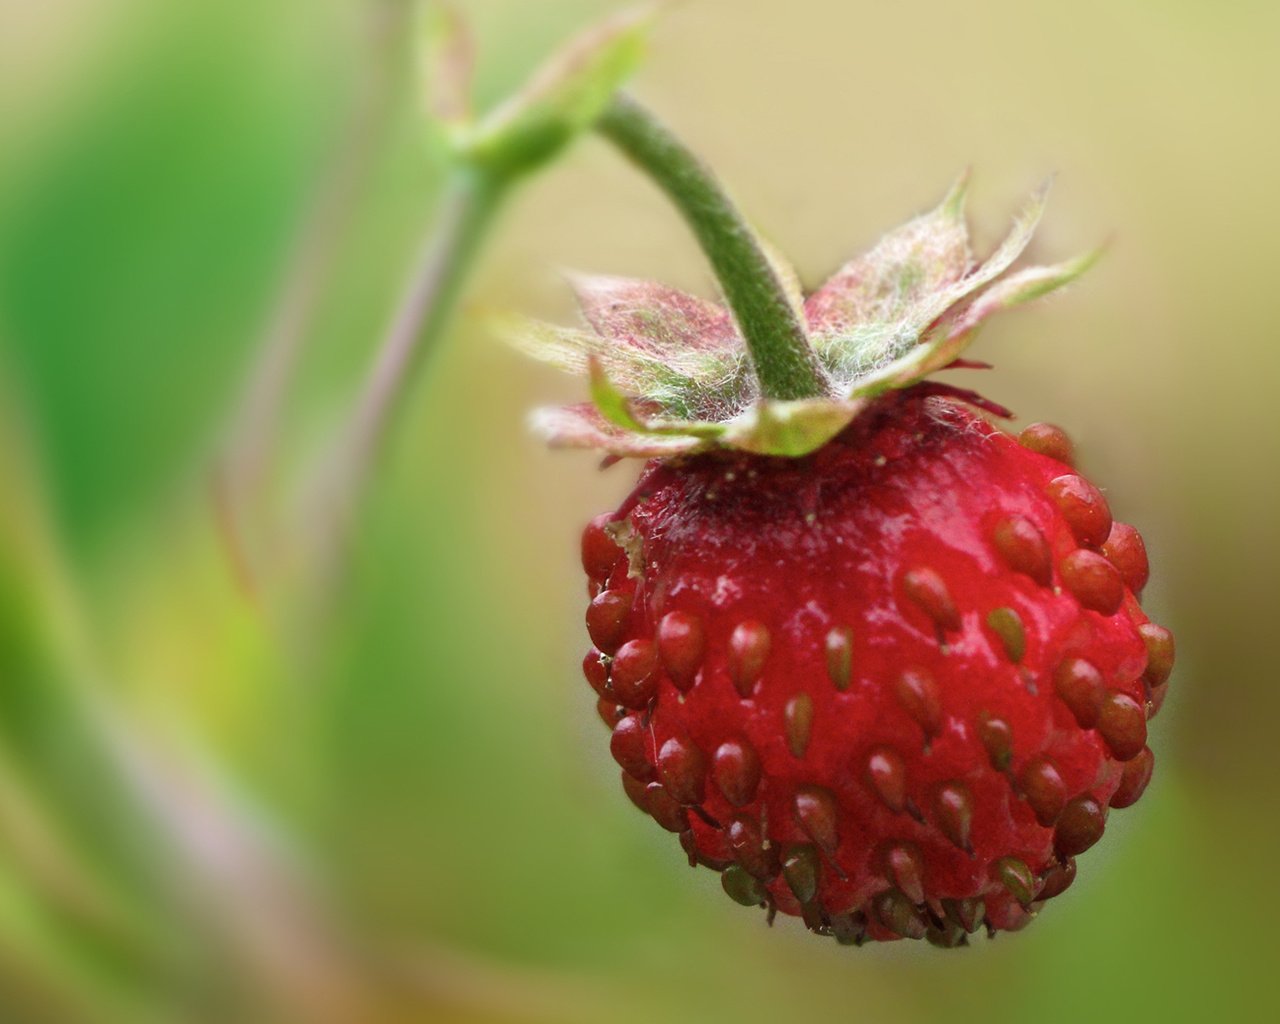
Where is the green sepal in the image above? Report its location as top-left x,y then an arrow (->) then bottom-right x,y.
587,354 -> 650,434
815,177 -> 1049,389
588,357 -> 728,442
516,177 -> 1100,459
722,399 -> 865,457
849,245 -> 1103,401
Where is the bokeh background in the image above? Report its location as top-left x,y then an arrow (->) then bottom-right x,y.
1,0 -> 1277,1020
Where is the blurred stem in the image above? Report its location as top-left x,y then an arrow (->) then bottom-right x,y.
311,167 -> 504,564
344,168 -> 501,483
0,412 -> 379,1020
218,0 -> 408,589
596,93 -> 830,401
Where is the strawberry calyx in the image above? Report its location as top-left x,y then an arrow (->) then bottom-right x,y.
512,175 -> 1099,458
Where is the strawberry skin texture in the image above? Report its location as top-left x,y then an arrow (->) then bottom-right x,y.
583,390 -> 1170,946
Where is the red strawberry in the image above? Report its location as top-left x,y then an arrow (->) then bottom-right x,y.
584,392 -> 1170,944
517,178 -> 1172,944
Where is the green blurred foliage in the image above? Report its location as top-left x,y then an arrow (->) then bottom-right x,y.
0,0 -> 1277,1021
0,0 -> 352,552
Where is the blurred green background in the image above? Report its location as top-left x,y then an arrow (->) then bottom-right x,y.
1,0 -> 1277,1020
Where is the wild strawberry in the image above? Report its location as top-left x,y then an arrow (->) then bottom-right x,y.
516,177 -> 1172,945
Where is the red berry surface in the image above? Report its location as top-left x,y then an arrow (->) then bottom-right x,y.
581,389 -> 1172,946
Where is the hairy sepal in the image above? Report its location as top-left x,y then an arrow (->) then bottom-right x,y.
515,178 -> 1096,458
531,404 -> 705,456
812,179 -> 1049,387
806,172 -> 973,338
587,356 -> 727,441
849,247 -> 1102,401
504,276 -> 753,421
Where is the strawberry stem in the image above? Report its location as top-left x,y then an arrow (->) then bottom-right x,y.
597,94 -> 830,402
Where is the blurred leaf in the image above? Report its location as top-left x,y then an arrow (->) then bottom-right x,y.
0,4 -> 344,551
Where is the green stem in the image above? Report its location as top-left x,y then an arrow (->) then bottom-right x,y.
222,0 -> 405,518
597,93 -> 830,401
352,170 -> 500,467
317,167 -> 504,556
